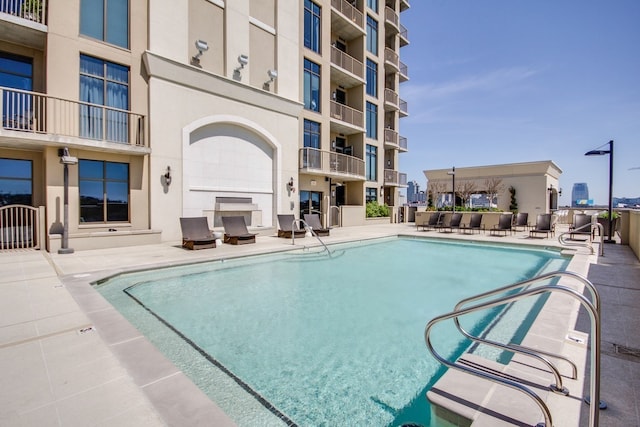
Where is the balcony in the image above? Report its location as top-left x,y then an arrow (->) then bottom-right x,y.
399,61 -> 409,82
384,88 -> 399,111
399,98 -> 408,117
299,147 -> 365,180
384,128 -> 398,149
399,24 -> 409,47
400,0 -> 410,12
384,48 -> 399,73
331,0 -> 365,40
1,87 -> 147,152
384,6 -> 399,34
0,0 -> 47,48
330,46 -> 365,89
399,135 -> 408,152
329,100 -> 364,135
384,169 -> 408,186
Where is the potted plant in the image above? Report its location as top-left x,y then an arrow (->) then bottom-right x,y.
21,0 -> 42,21
596,211 -> 620,239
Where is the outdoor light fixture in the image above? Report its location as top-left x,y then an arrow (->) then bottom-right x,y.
263,69 -> 278,90
380,186 -> 384,197
164,166 -> 172,186
57,148 -> 78,254
235,54 -> 249,71
585,140 -> 615,243
191,39 -> 209,64
287,177 -> 295,193
447,166 -> 456,213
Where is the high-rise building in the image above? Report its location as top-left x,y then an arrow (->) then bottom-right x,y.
571,183 -> 590,207
0,0 -> 410,251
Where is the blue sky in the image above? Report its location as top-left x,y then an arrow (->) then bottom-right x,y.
399,1 -> 640,206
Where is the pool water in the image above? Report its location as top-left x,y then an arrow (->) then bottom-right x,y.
97,237 -> 569,426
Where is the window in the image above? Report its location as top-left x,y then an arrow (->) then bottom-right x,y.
366,101 -> 377,139
80,0 -> 129,48
366,59 -> 377,97
303,119 -> 321,169
366,187 -> 377,202
79,160 -> 129,223
366,16 -> 378,55
304,0 -> 321,53
304,59 -> 321,112
366,144 -> 377,181
1,52 -> 33,130
80,55 -> 130,143
367,0 -> 378,13
0,158 -> 32,206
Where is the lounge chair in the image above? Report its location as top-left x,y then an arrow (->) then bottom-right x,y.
179,217 -> 216,250
529,213 -> 555,238
277,214 -> 305,239
459,213 -> 484,234
569,213 -> 593,240
221,216 -> 257,245
419,212 -> 442,231
489,213 -> 513,236
512,212 -> 530,231
303,213 -> 330,236
439,212 -> 463,233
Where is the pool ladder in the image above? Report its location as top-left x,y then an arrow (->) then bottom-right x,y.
557,221 -> 605,256
291,218 -> 332,257
424,271 -> 602,427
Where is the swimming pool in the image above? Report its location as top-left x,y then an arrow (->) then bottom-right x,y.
96,237 -> 569,426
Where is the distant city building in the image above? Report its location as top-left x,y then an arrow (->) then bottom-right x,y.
406,181 -> 426,204
614,197 -> 640,208
571,183 -> 592,207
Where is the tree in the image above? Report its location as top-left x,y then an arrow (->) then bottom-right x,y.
509,186 -> 518,213
458,180 -> 477,208
484,177 -> 505,209
427,181 -> 447,209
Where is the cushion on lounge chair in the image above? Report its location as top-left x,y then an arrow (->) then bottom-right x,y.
180,217 -> 216,250
221,216 -> 257,245
277,214 -> 306,238
303,213 -> 330,236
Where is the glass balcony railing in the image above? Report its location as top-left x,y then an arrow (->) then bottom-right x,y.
299,147 -> 365,179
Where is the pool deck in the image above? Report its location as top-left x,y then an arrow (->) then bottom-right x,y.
1,222 -> 638,426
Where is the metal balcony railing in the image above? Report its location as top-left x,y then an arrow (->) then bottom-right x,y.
0,0 -> 46,25
399,61 -> 409,80
384,88 -> 399,108
329,100 -> 364,128
331,46 -> 364,79
399,172 -> 407,186
385,48 -> 399,70
331,0 -> 363,29
399,24 -> 409,45
385,6 -> 399,31
399,135 -> 408,151
1,87 -> 146,147
384,169 -> 398,185
299,147 -> 365,179
384,128 -> 398,146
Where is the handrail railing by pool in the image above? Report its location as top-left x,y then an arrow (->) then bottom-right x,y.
558,222 -> 604,256
291,219 -> 332,257
425,271 -> 601,427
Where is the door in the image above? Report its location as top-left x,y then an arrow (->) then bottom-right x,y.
300,190 -> 322,218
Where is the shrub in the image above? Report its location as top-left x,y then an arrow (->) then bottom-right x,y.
597,211 -> 620,219
366,201 -> 390,218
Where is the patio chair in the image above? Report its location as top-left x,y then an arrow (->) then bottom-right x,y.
512,212 -> 530,231
569,213 -> 593,240
179,217 -> 216,250
459,213 -> 485,234
277,214 -> 305,239
529,214 -> 555,238
419,212 -> 443,231
489,213 -> 513,236
221,216 -> 257,245
439,212 -> 463,233
303,213 -> 330,236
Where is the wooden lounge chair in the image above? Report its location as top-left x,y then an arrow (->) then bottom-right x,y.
529,213 -> 555,238
277,214 -> 305,238
439,212 -> 463,233
489,213 -> 513,236
221,216 -> 257,245
303,213 -> 330,236
512,212 -> 530,231
179,217 -> 216,250
459,213 -> 484,234
419,212 -> 442,231
569,213 -> 593,240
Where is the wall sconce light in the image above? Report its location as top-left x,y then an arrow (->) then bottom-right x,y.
192,39 -> 209,64
235,54 -> 249,72
164,166 -> 172,186
263,69 -> 278,90
547,184 -> 562,196
380,186 -> 384,197
287,177 -> 295,193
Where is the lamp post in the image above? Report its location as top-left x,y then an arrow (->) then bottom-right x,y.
58,148 -> 78,254
447,166 -> 456,212
585,140 -> 614,243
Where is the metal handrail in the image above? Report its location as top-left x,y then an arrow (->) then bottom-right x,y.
329,205 -> 341,228
558,222 -> 604,256
291,219 -> 332,256
425,276 -> 601,427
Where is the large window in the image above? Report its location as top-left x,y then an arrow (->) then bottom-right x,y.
366,59 -> 377,97
80,55 -> 130,143
304,0 -> 321,53
367,0 -> 379,13
80,0 -> 129,48
366,187 -> 377,202
366,101 -> 377,139
366,144 -> 377,181
304,59 -> 321,112
303,119 -> 321,169
1,52 -> 33,130
366,16 -> 378,55
0,158 -> 32,206
79,160 -> 129,223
